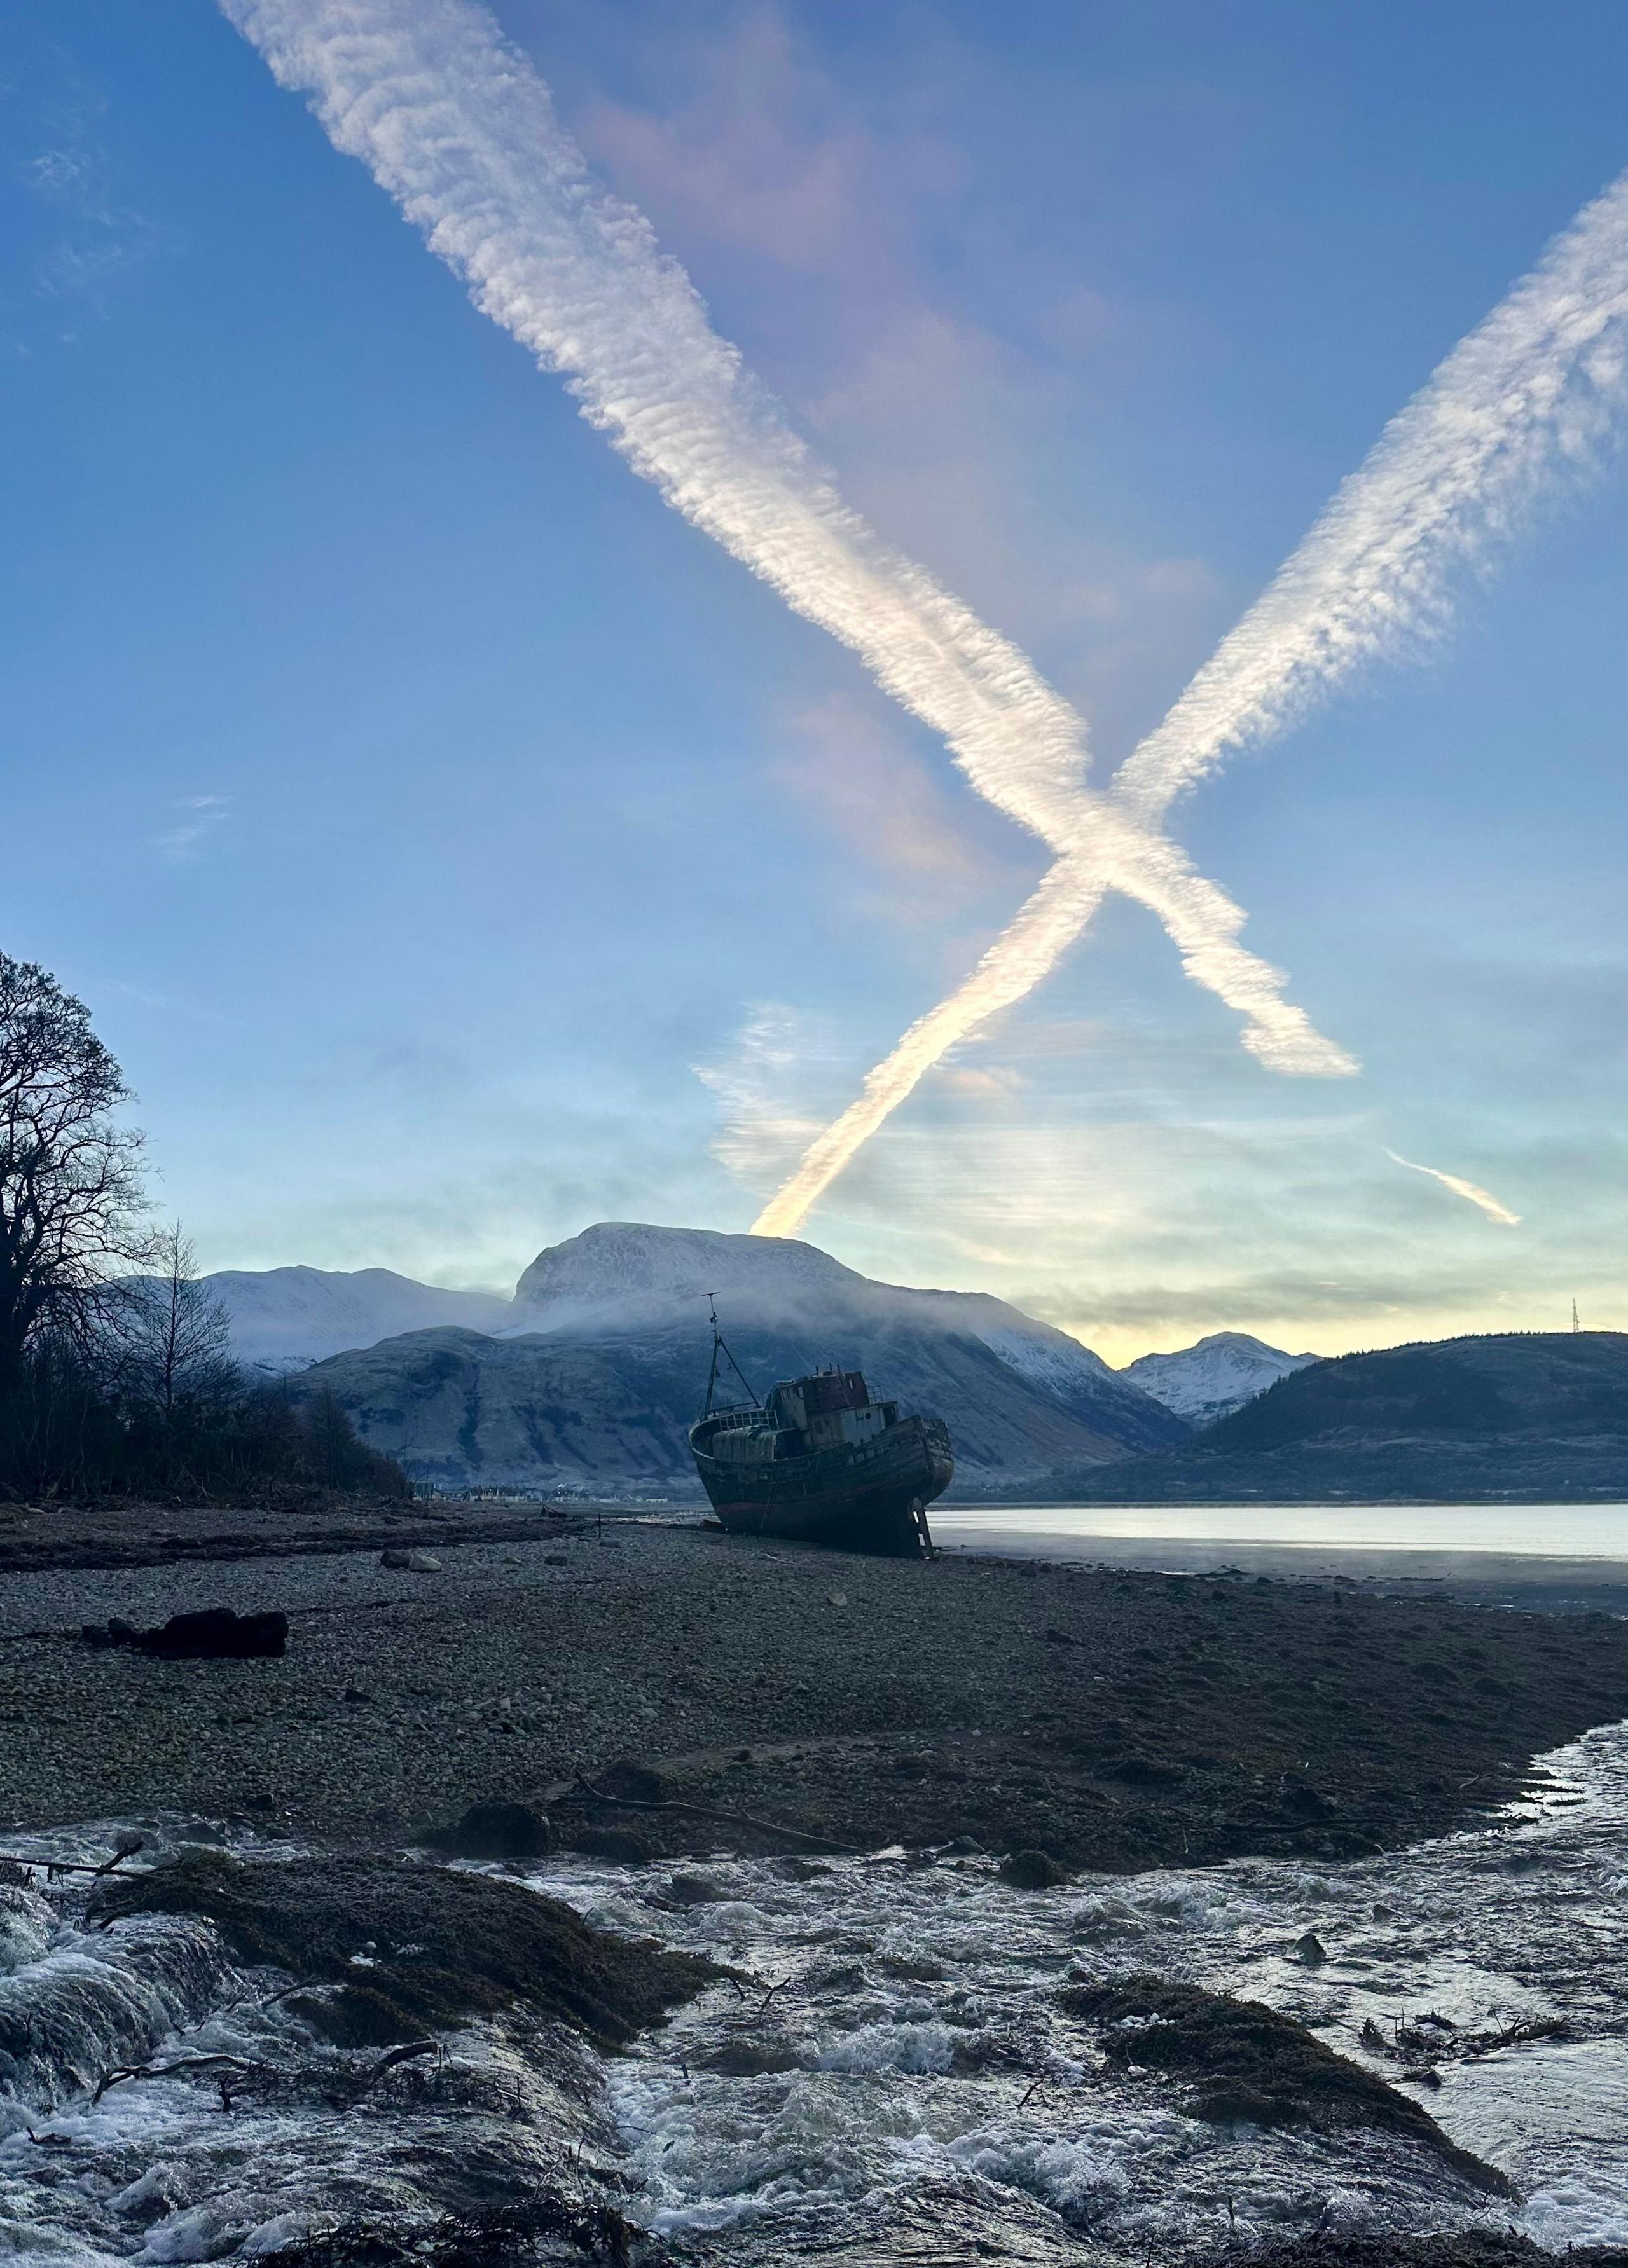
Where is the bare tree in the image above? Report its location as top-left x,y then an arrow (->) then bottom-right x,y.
0,955 -> 149,1387
127,1222 -> 234,1419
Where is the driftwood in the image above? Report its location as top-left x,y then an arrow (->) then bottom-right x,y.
354,2038 -> 440,2094
562,1775 -> 857,1855
92,2052 -> 252,2107
0,1839 -> 142,1881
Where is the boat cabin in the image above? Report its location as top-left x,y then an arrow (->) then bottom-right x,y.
702,1366 -> 901,1463
766,1368 -> 900,1454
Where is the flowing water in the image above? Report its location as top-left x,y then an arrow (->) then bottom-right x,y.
4,1720 -> 1628,2264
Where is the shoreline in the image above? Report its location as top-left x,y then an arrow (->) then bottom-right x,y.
6,1519 -> 1628,1874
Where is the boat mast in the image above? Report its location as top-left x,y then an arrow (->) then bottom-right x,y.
701,1293 -> 762,1415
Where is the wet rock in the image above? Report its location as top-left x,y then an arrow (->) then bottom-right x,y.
1281,1780 -> 1337,1820
663,1873 -> 724,1906
431,1801 -> 551,1860
1000,1848 -> 1068,1890
570,1827 -> 656,1864
1059,1975 -> 1512,2195
696,2031 -> 804,2075
598,1759 -> 668,1803
92,1850 -> 712,2048
1292,1929 -> 1328,1965
82,1608 -> 288,1660
1189,2081 -> 1300,2126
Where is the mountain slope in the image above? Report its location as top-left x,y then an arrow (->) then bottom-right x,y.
1122,1332 -> 1317,1427
300,1312 -> 1164,1495
212,1223 -> 1185,1480
507,1224 -> 1184,1457
1208,1331 -> 1628,1453
202,1266 -> 512,1371
1027,1333 -> 1628,1503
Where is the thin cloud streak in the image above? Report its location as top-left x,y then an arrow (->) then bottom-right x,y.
220,0 -> 1344,1137
1117,171 -> 1628,819
1386,1148 -> 1522,1227
155,794 -> 230,861
758,170 -> 1628,1233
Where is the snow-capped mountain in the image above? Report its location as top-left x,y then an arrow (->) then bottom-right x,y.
211,1221 -> 1189,1489
200,1266 -> 511,1373
205,1221 -> 1174,1447
1121,1331 -> 1318,1428
513,1223 -> 1180,1454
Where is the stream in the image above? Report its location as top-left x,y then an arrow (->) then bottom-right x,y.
3,1722 -> 1626,2262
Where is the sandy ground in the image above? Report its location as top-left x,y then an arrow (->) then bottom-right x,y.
4,1518 -> 1628,1870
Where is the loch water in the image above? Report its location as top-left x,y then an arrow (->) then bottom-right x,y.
4,1712 -> 1628,2264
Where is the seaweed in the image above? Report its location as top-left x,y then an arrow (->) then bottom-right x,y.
1239,2239 -> 1628,2268
251,2195 -> 640,2268
93,1853 -> 714,2048
1059,1977 -> 1513,2196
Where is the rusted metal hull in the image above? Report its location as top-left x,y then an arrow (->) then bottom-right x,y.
689,1412 -> 954,1557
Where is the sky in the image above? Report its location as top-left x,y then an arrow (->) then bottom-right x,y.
2,0 -> 1624,1364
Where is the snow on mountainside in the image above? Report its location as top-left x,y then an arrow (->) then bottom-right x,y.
507,1224 -> 1182,1455
212,1223 -> 1187,1484
1121,1331 -> 1318,1428
201,1267 -> 511,1372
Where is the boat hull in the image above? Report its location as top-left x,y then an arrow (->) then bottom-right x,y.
689,1412 -> 954,1557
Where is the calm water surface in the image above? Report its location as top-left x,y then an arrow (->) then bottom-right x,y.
935,1501 -> 1628,1560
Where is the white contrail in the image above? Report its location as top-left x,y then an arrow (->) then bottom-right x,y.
220,0 -> 1341,1097
1386,1149 -> 1521,1227
1116,169 -> 1628,820
757,170 -> 1628,1234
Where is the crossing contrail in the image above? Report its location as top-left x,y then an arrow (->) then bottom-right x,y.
220,0 -> 1345,1110
1386,1150 -> 1522,1228
755,168 -> 1628,1234
221,0 -> 1627,1242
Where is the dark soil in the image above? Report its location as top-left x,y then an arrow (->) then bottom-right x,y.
8,1528 -> 1628,1871
550,1550 -> 1628,1870
92,1852 -> 714,2047
1240,2241 -> 1628,2268
252,2197 -> 640,2268
0,1493 -> 581,1574
1060,1976 -> 1510,2194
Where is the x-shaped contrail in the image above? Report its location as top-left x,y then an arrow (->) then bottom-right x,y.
223,0 -> 1628,1239
755,166 -> 1628,1232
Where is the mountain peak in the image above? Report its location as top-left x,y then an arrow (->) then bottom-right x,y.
511,1221 -> 863,1316
1122,1332 -> 1319,1426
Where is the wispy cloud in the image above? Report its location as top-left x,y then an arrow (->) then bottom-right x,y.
773,694 -> 1008,914
8,49 -> 157,329
692,1002 -> 837,1187
1385,1148 -> 1522,1227
155,794 -> 230,862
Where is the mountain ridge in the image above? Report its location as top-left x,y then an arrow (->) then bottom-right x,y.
1013,1331 -> 1628,1504
269,1220 -> 1190,1494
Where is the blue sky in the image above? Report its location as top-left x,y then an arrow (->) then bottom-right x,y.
3,0 -> 1624,1361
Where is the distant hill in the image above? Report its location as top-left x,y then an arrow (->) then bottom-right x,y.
1121,1331 -> 1317,1427
1035,1332 -> 1628,1503
202,1266 -> 511,1371
289,1222 -> 1187,1494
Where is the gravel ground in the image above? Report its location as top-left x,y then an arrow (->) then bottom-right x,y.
5,1520 -> 1628,1869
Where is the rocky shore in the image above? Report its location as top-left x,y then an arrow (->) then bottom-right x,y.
6,1518 -> 1628,1871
